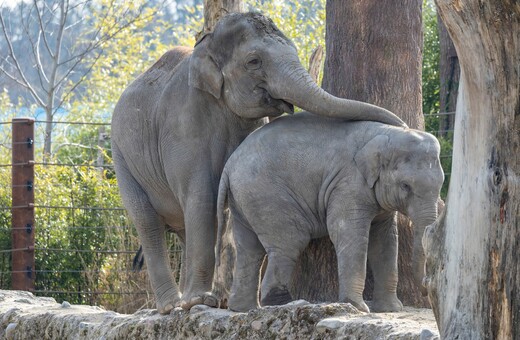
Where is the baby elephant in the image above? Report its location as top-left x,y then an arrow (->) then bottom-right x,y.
216,113 -> 444,313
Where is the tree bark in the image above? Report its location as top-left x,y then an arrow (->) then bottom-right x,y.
207,0 -> 242,307
290,0 -> 428,308
308,46 -> 324,84
437,15 -> 459,136
321,0 -> 423,130
203,0 -> 242,34
214,210 -> 235,308
424,1 -> 520,338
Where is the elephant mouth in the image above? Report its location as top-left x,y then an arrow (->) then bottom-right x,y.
258,85 -> 294,115
275,99 -> 294,115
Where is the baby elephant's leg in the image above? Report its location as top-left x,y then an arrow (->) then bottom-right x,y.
327,206 -> 372,313
260,232 -> 310,307
368,213 -> 403,312
228,218 -> 266,312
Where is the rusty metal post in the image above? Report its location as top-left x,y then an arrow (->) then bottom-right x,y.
11,118 -> 35,291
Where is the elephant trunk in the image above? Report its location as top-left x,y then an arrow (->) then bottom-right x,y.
411,210 -> 438,296
268,57 -> 407,127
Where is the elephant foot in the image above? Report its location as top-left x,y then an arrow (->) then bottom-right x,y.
261,286 -> 292,307
228,292 -> 259,312
340,296 -> 370,313
370,294 -> 403,313
179,291 -> 218,310
156,290 -> 181,315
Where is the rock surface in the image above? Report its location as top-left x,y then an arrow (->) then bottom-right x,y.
0,290 -> 438,339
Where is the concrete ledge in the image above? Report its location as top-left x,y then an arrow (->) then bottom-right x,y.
0,290 -> 438,339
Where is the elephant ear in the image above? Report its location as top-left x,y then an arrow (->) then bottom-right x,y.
354,135 -> 389,188
188,33 -> 223,99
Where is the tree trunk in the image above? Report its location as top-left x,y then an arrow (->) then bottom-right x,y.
44,108 -> 53,158
437,15 -> 459,136
424,1 -> 520,338
308,46 -> 324,84
290,0 -> 428,308
214,210 -> 235,308
321,0 -> 424,130
207,0 -> 242,308
203,0 -> 242,34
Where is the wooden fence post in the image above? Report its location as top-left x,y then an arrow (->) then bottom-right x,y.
11,118 -> 35,291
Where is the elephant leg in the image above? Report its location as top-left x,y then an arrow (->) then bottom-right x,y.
179,194 -> 218,310
368,213 -> 403,312
113,145 -> 179,314
228,216 -> 266,312
327,207 -> 372,313
260,231 -> 309,307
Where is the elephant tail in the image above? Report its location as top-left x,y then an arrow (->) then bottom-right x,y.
215,169 -> 230,267
132,245 -> 145,272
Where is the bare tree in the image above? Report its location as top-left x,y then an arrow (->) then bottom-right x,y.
0,0 -> 149,156
424,0 -> 520,338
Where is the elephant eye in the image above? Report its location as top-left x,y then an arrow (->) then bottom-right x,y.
246,57 -> 262,70
400,182 -> 411,193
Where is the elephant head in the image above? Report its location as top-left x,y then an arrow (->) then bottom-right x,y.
354,129 -> 444,293
189,12 -> 406,126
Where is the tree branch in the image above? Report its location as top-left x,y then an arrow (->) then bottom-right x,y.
55,49 -> 104,111
21,12 -> 50,89
0,65 -> 46,107
0,65 -> 26,87
55,1 -> 151,100
32,0 -> 55,58
0,11 -> 45,106
45,0 -> 69,116
35,32 -> 50,84
53,142 -> 98,155
55,53 -> 87,88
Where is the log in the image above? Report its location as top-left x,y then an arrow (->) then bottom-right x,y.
424,1 -> 520,338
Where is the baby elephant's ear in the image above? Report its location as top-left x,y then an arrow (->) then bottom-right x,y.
354,135 -> 389,188
188,34 -> 223,99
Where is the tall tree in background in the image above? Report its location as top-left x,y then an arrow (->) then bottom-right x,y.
203,0 -> 241,34
290,0 -> 428,308
0,0 -> 149,156
204,0 -> 242,308
437,16 -> 459,136
424,1 -> 519,338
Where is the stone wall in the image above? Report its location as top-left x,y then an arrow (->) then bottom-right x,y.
0,290 -> 438,339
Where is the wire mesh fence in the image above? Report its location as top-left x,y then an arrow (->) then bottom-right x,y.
0,119 -> 183,313
0,114 -> 455,313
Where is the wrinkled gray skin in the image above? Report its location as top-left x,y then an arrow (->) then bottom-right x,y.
112,12 -> 406,314
217,113 -> 443,313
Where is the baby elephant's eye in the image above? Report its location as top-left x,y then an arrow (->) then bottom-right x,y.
246,57 -> 262,70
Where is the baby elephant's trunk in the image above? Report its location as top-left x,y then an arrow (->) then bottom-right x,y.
411,212 -> 438,296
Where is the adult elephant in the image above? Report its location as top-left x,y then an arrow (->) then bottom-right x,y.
112,12 -> 405,314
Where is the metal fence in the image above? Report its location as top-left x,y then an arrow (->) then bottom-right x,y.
0,118 -> 182,313
0,113 -> 454,313
424,111 -> 455,190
